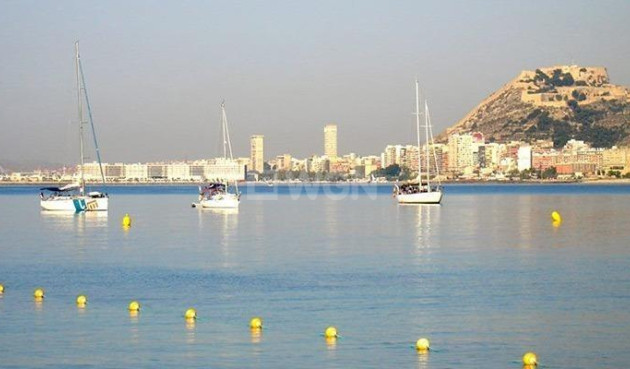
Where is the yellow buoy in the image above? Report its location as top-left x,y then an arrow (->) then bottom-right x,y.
122,213 -> 132,227
0,283 -> 4,294
522,352 -> 538,365
324,326 -> 338,338
128,300 -> 140,312
551,211 -> 562,222
184,308 -> 197,320
250,317 -> 263,329
33,288 -> 45,299
416,338 -> 430,351
76,295 -> 87,306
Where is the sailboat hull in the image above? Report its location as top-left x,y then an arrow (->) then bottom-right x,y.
41,196 -> 108,212
200,194 -> 240,209
397,191 -> 443,204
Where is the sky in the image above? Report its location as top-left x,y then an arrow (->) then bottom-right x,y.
1,0 -> 629,168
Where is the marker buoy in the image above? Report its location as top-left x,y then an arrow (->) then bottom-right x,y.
324,326 -> 337,338
0,283 -> 4,294
76,295 -> 87,307
551,211 -> 562,222
184,308 -> 197,320
522,352 -> 537,365
416,338 -> 430,351
250,317 -> 263,329
128,301 -> 140,312
122,213 -> 132,227
33,288 -> 45,299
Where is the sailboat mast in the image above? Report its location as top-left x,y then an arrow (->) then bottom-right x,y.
77,42 -> 106,186
220,101 -> 238,193
415,80 -> 421,182
75,41 -> 85,194
221,101 -> 227,159
424,100 -> 431,191
427,104 -> 442,187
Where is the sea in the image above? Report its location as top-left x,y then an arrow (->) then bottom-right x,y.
1,183 -> 629,368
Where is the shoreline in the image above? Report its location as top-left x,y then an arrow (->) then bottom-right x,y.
2,178 -> 630,187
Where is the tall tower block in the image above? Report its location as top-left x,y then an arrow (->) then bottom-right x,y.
250,135 -> 264,173
324,123 -> 338,159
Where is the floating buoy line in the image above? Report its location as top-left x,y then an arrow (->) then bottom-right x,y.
0,284 -> 540,363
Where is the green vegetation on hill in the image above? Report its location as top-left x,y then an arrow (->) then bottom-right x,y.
529,68 -> 576,94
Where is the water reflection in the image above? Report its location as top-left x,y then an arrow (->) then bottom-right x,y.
324,336 -> 337,361
516,195 -> 534,248
128,311 -> 140,344
325,336 -> 337,350
185,319 -> 196,344
250,328 -> 262,344
416,350 -> 429,369
324,199 -> 340,255
34,297 -> 44,312
198,208 -> 239,216
40,211 -> 109,261
196,206 -> 240,267
400,205 -> 440,264
40,212 -> 109,237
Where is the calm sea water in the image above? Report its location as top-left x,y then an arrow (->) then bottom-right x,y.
1,183 -> 629,368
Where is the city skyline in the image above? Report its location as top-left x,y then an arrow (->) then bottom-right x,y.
1,1 -> 629,166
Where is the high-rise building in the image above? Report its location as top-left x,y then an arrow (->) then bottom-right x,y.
250,135 -> 264,173
324,123 -> 338,159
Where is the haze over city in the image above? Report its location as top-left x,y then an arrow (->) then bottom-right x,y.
1,0 -> 629,168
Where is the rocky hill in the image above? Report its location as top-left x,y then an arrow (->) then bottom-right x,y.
440,65 -> 630,148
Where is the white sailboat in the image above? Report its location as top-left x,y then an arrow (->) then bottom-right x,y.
394,80 -> 443,204
40,41 -> 109,212
193,101 -> 240,209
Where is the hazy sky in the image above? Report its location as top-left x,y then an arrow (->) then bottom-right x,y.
1,0 -> 629,167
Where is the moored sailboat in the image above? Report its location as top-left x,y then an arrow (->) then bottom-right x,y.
192,101 -> 240,209
40,41 -> 108,212
394,80 -> 443,204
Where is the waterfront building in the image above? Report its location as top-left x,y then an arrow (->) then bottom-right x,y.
482,143 -> 502,170
382,145 -> 397,167
275,154 -> 292,171
517,146 -> 532,172
382,144 -> 417,169
402,145 -> 419,172
80,162 -> 103,181
104,163 -> 124,181
447,133 -> 474,173
361,156 -> 381,178
419,143 -> 446,176
205,158 -> 245,181
124,163 -> 149,181
602,146 -> 630,173
167,162 -> 191,181
189,163 -> 205,181
307,155 -> 329,173
250,135 -> 264,173
147,163 -> 168,179
532,150 -> 560,172
324,124 -> 338,159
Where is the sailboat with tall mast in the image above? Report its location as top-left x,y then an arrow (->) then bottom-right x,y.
394,80 -> 443,204
193,101 -> 240,209
40,41 -> 109,212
